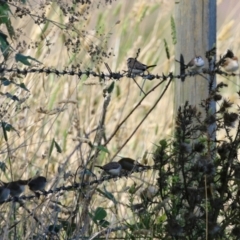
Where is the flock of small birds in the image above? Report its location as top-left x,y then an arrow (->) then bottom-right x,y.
0,50 -> 236,204
0,158 -> 148,203
94,50 -> 239,187
95,157 -> 151,176
0,157 -> 149,203
0,176 -> 46,202
127,49 -> 239,76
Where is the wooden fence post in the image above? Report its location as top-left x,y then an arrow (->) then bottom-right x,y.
174,1 -> 216,115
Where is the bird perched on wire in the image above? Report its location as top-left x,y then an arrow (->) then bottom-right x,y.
219,49 -> 239,72
0,180 -> 28,197
95,162 -> 122,176
0,186 -> 10,202
127,58 -> 157,95
28,176 -> 47,192
118,157 -> 150,172
127,58 -> 156,75
186,56 -> 205,73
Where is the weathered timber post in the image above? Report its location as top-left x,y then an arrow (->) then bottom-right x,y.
174,3 -> 216,238
175,1 -> 216,116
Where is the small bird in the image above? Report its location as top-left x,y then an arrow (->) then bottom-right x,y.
118,158 -> 149,172
0,186 -> 10,202
1,180 -> 28,197
127,58 -> 156,75
95,162 -> 122,176
220,50 -> 239,72
186,56 -> 205,72
28,176 -> 47,192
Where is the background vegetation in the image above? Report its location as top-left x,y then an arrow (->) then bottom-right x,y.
0,0 -> 240,239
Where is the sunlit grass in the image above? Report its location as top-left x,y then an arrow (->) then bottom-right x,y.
0,1 -> 174,236
1,0 -> 239,238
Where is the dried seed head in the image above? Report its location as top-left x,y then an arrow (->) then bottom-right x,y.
193,142 -> 205,152
204,115 -> 216,125
219,99 -> 233,112
217,142 -> 231,159
213,94 -> 222,101
224,112 -> 238,127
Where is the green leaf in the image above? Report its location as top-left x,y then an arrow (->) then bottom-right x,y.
156,213 -> 167,224
1,121 -> 19,137
49,138 -> 55,157
2,122 -> 8,141
159,139 -> 167,148
93,207 -> 107,221
96,145 -> 109,154
49,138 -> 62,156
103,185 -> 117,203
0,78 -> 11,86
2,122 -> 12,132
171,15 -> 177,45
0,31 -> 10,60
0,162 -> 7,172
164,39 -> 170,60
5,17 -> 15,39
107,81 -> 115,93
116,85 -> 121,97
15,53 -> 41,66
54,139 -> 62,153
0,3 -> 10,24
18,83 -> 29,92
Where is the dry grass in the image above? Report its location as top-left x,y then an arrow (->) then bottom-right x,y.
0,0 -> 239,238
0,2 -> 174,178
0,1 -> 174,238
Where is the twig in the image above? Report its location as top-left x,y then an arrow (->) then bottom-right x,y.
109,76 -> 173,160
205,174 -> 208,240
104,78 -> 167,148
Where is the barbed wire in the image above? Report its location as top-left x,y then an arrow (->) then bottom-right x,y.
0,166 -> 154,204
0,65 -> 237,83
0,56 -> 237,205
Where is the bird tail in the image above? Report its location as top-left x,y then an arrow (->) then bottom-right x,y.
95,165 -> 103,170
146,65 -> 156,69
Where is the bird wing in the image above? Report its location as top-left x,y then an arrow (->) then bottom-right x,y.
104,162 -> 120,170
187,58 -> 195,67
136,63 -> 147,70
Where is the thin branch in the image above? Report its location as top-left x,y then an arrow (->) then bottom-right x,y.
109,76 -> 173,160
